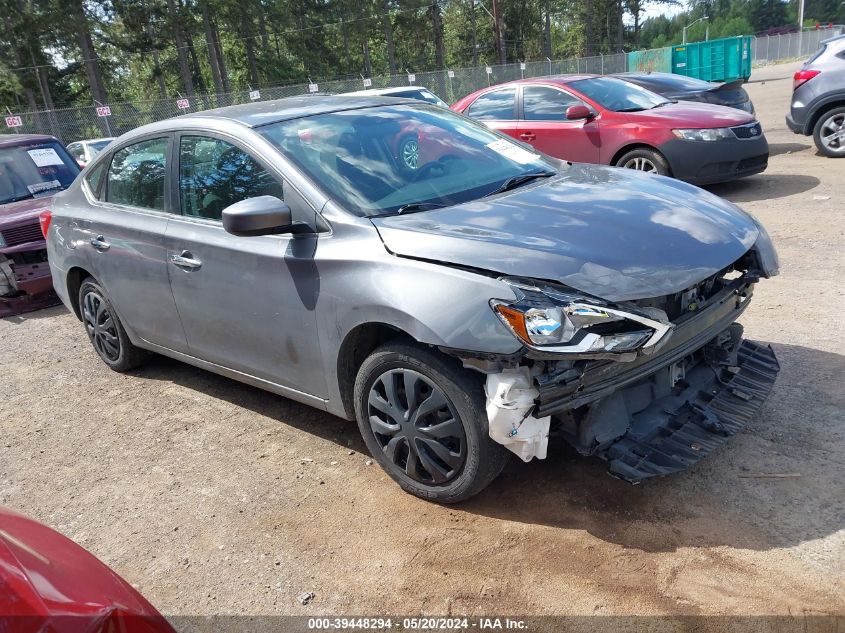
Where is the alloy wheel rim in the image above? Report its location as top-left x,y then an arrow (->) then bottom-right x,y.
623,156 -> 658,173
401,139 -> 420,170
367,369 -> 466,485
82,291 -> 121,362
820,114 -> 845,154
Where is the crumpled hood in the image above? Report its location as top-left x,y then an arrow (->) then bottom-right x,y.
372,164 -> 759,301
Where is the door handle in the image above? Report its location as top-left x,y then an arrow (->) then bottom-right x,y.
519,132 -> 536,141
170,250 -> 202,270
90,236 -> 110,251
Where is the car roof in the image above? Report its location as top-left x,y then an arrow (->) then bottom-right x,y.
0,133 -> 60,148
180,95 -> 417,128
343,87 -> 429,97
821,32 -> 845,47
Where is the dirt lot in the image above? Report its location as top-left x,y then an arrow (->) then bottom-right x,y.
1,61 -> 843,620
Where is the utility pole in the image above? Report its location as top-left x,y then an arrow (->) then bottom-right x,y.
798,0 -> 805,55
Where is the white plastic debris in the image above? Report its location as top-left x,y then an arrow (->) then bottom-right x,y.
484,367 -> 550,462
297,591 -> 315,605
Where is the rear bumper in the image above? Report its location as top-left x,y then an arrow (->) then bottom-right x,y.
0,241 -> 59,318
785,113 -> 806,135
660,136 -> 769,185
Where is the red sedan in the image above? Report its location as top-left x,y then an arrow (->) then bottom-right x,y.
0,506 -> 174,633
452,75 -> 768,185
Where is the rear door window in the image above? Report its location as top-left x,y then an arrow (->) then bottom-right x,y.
466,87 -> 517,120
106,138 -> 168,211
522,86 -> 581,121
178,136 -> 284,221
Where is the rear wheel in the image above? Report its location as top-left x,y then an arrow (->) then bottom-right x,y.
78,277 -> 149,372
615,148 -> 670,176
813,107 -> 845,158
353,342 -> 508,503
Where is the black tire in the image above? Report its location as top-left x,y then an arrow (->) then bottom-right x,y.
353,342 -> 508,503
615,147 -> 671,176
812,106 -> 845,158
78,277 -> 149,372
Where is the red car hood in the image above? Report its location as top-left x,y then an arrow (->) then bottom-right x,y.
0,196 -> 55,226
625,101 -> 755,128
0,507 -> 174,633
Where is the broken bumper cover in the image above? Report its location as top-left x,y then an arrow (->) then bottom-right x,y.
605,338 -> 779,482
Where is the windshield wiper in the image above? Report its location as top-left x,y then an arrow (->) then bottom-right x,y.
487,170 -> 555,196
394,202 -> 448,215
617,106 -> 646,112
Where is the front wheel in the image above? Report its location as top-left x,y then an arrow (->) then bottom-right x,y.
615,148 -> 671,176
813,107 -> 845,158
353,342 -> 508,503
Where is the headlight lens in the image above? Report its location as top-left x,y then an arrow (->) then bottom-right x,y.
672,127 -> 734,141
491,280 -> 673,357
0,232 -> 5,248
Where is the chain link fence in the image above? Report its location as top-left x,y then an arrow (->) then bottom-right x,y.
4,26 -> 842,145
751,25 -> 843,65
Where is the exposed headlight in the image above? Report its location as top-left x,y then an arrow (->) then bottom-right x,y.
673,127 -> 734,141
0,232 -> 5,248
491,279 -> 673,359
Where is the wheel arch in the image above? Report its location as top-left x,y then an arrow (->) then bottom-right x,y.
609,142 -> 670,171
808,98 -> 845,136
66,266 -> 94,320
335,322 -> 422,420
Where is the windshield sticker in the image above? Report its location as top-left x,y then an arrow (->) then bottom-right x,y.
27,179 -> 61,195
486,139 -> 540,164
27,148 -> 65,168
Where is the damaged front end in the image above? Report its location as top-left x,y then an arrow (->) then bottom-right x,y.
0,222 -> 58,318
447,250 -> 780,483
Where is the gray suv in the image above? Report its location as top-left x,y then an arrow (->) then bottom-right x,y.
46,96 -> 780,502
786,33 -> 845,157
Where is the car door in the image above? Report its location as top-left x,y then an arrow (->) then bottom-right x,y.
83,135 -> 188,352
463,86 -> 520,140
164,132 -> 326,397
517,85 -> 602,163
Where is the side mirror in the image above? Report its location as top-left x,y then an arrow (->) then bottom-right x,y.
222,196 -> 294,236
566,104 -> 593,121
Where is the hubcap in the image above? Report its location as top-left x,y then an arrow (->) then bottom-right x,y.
82,290 -> 120,362
401,138 -> 420,170
367,369 -> 466,485
623,156 -> 658,173
820,113 -> 845,154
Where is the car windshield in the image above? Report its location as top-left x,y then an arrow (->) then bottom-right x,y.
0,140 -> 80,205
89,139 -> 113,153
259,104 -> 555,217
571,77 -> 672,112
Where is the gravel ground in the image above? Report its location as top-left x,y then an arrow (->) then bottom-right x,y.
1,61 -> 843,619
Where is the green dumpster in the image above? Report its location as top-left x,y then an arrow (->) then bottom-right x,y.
671,36 -> 753,82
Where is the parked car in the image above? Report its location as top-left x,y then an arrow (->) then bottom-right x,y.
452,75 -> 769,185
342,86 -> 449,107
0,506 -> 175,633
0,133 -> 79,317
66,137 -> 116,168
46,96 -> 779,502
614,72 -> 755,113
786,33 -> 845,157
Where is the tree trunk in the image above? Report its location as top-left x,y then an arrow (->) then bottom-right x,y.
469,0 -> 478,65
241,11 -> 260,87
202,1 -> 225,95
146,23 -> 168,98
68,0 -> 108,104
166,0 -> 195,98
362,38 -> 372,77
211,18 -> 230,92
617,0 -> 624,53
543,0 -> 552,58
492,0 -> 506,64
382,0 -> 397,74
431,1 -> 445,68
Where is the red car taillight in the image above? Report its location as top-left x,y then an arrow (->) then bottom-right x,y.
39,209 -> 52,239
793,69 -> 820,91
